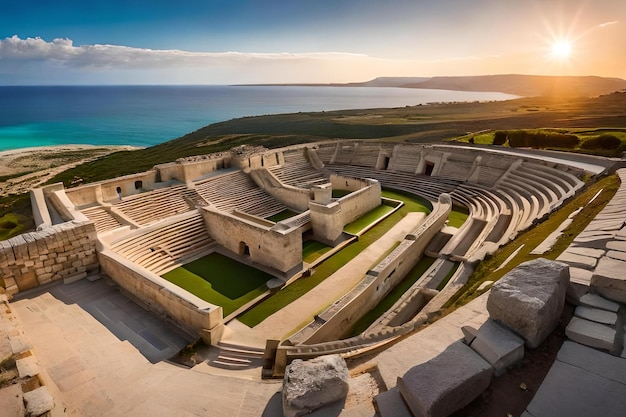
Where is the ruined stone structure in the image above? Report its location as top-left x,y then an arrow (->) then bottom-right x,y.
1,142 -> 594,357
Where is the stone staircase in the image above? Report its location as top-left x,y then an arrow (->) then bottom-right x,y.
207,342 -> 265,370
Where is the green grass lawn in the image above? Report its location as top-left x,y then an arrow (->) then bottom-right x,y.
238,188 -> 433,328
448,205 -> 469,228
302,240 -> 332,263
266,209 -> 298,223
344,203 -> 396,235
161,253 -> 271,316
346,256 -> 436,337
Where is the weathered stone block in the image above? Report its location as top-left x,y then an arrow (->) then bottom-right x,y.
469,319 -> 525,376
374,387 -> 413,417
397,341 -> 493,417
566,316 -> 617,351
16,355 -> 40,378
23,386 -> 54,417
574,306 -> 618,326
578,293 -> 620,312
282,354 -> 349,417
591,256 -> 626,303
487,258 -> 569,348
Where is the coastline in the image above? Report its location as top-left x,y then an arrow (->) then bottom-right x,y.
0,144 -> 141,197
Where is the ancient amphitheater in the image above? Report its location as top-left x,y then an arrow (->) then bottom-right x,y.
1,140 -> 625,416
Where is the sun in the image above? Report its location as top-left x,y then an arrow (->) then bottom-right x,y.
550,40 -> 573,60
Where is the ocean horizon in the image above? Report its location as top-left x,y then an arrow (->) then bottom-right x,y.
0,85 -> 518,152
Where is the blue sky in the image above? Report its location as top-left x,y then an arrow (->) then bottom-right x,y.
1,0 -> 624,84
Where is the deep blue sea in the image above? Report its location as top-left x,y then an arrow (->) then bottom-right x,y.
0,85 -> 518,151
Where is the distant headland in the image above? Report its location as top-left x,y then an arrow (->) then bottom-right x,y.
240,74 -> 626,98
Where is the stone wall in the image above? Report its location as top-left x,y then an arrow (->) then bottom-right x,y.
98,249 -> 224,343
310,176 -> 381,244
201,205 -> 303,275
250,169 -> 312,212
0,221 -> 98,295
297,194 -> 452,344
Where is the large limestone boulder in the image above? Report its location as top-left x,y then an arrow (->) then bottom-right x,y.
282,354 -> 349,417
487,258 -> 569,348
397,341 -> 493,417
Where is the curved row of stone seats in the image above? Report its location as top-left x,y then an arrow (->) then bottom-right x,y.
500,173 -> 551,218
194,170 -> 287,218
81,205 -> 126,233
332,143 -> 359,165
387,144 -> 422,173
108,211 -> 214,275
471,155 -> 513,188
437,154 -> 476,182
520,161 -> 583,199
112,184 -> 201,226
325,164 -> 459,203
350,142 -> 390,168
268,150 -> 328,189
313,143 -> 337,164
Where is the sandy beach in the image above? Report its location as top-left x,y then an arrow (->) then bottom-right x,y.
0,144 -> 140,197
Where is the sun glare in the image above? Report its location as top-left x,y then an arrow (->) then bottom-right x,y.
551,40 -> 573,60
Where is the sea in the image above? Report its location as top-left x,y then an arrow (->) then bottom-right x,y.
0,85 -> 518,152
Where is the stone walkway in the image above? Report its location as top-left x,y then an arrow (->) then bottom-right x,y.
223,212 -> 426,346
11,279 -> 282,417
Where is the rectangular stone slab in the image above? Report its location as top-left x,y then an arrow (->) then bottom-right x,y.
469,319 -> 524,376
591,256 -> 626,303
574,306 -> 618,326
565,316 -> 617,352
397,341 -> 493,417
578,293 -> 620,312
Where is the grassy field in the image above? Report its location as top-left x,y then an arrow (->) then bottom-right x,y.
302,240 -> 332,263
161,253 -> 271,316
344,203 -> 396,234
444,173 -> 620,310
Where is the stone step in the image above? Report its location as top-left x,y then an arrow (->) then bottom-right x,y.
565,316 -> 618,352
373,387 -> 413,417
579,293 -> 620,313
574,306 -> 618,326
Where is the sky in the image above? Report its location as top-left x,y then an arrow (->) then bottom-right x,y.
0,0 -> 625,85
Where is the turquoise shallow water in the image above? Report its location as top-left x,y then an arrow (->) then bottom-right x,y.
0,85 -> 518,151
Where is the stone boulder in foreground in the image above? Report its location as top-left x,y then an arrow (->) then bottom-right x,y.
487,258 -> 569,348
282,354 -> 349,417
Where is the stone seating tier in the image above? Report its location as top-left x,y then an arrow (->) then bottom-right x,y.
195,170 -> 287,218
268,151 -> 328,189
109,211 -> 214,275
81,206 -> 125,233
112,184 -> 201,226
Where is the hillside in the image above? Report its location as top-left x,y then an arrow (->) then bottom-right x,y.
406,74 -> 626,97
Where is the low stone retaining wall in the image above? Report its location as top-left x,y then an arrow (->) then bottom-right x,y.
0,221 -> 98,295
98,249 -> 224,344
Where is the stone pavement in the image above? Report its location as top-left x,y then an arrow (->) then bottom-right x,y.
523,341 -> 626,417
11,279 -> 282,417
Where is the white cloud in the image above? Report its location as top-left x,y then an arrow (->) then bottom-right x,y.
0,35 -> 369,70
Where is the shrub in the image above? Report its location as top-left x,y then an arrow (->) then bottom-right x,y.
581,134 -> 621,150
493,131 -> 507,145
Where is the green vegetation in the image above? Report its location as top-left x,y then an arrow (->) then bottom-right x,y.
436,262 -> 460,291
302,240 -> 332,263
346,257 -> 436,337
457,127 -> 626,157
448,205 -> 469,228
238,188 -> 432,327
0,212 -> 28,241
344,204 -> 396,234
266,209 -> 298,222
332,189 -> 352,198
445,173 -> 620,310
162,253 -> 271,316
